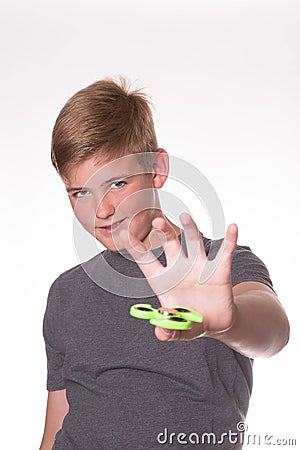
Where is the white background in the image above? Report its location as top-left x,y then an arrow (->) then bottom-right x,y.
1,0 -> 299,448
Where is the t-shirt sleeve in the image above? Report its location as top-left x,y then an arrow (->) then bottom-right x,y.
42,279 -> 66,391
231,244 -> 275,292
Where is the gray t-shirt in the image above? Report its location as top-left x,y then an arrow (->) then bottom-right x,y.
43,236 -> 274,449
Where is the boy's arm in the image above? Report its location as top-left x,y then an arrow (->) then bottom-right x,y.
154,280 -> 289,358
39,389 -> 69,450
202,281 -> 290,358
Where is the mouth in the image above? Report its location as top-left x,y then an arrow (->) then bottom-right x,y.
96,218 -> 127,234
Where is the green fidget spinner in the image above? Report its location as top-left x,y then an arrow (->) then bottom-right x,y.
130,304 -> 203,330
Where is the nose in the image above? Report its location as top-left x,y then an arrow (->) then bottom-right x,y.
95,192 -> 115,219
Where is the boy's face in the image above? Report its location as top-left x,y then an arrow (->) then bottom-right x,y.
65,151 -> 171,252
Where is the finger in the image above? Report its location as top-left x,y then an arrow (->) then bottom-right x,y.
200,224 -> 238,283
223,223 -> 238,259
154,322 -> 204,342
179,213 -> 205,260
154,326 -> 177,341
152,217 -> 185,260
118,229 -> 163,277
208,223 -> 238,281
152,216 -> 177,240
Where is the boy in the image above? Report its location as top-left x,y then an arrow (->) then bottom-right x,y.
40,78 -> 289,449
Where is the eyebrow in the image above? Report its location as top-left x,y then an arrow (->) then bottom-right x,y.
66,173 -> 134,193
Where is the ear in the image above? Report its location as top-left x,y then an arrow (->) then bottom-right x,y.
152,148 -> 169,189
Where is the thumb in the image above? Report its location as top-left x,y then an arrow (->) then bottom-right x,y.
154,326 -> 177,342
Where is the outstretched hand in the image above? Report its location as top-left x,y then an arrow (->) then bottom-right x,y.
119,213 -> 238,341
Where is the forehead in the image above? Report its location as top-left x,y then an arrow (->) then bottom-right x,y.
66,154 -> 148,188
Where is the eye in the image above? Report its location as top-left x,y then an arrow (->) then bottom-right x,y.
72,189 -> 91,198
111,181 -> 126,189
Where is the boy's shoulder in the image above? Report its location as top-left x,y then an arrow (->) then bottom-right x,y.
51,252 -> 105,288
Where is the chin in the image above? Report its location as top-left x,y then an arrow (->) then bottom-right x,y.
93,234 -> 124,253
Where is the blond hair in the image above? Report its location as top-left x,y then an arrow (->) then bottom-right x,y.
51,77 -> 158,183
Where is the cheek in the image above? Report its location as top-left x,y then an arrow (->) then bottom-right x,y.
71,200 -> 96,233
117,188 -> 155,217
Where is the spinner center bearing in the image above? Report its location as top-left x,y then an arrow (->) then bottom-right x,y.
158,307 -> 178,316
